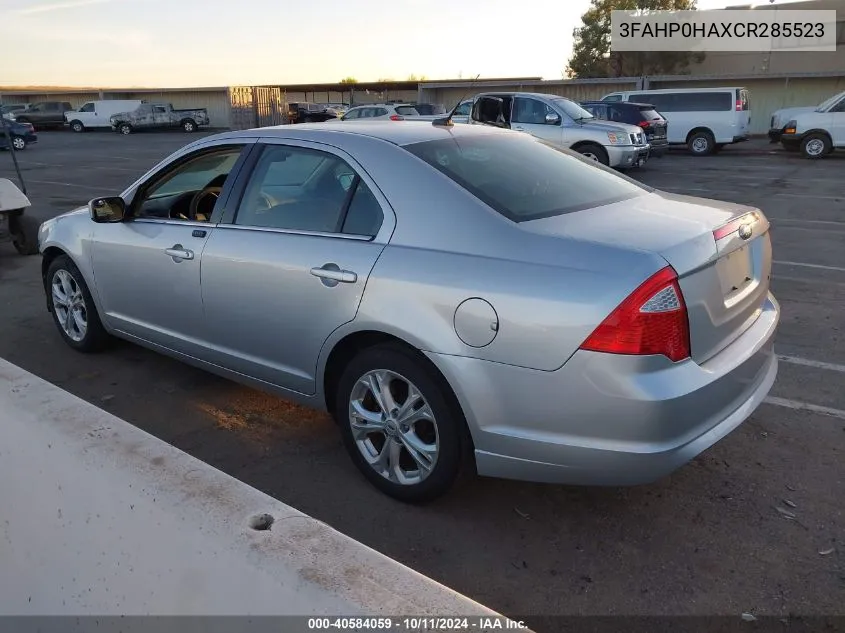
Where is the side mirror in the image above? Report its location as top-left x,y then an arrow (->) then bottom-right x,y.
89,196 -> 126,223
545,112 -> 561,125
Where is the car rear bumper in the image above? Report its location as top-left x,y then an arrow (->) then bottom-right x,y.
427,292 -> 779,486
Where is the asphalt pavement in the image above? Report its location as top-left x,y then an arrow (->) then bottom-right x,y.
0,130 -> 843,627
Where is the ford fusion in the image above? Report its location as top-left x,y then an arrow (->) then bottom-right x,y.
38,121 -> 779,501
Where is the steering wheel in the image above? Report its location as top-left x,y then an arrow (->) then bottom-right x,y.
256,192 -> 275,211
188,186 -> 222,221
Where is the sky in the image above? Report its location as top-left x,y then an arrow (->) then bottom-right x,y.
0,0 -> 787,88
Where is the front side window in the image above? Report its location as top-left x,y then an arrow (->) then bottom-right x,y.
550,98 -> 594,122
404,134 -> 649,223
79,102 -> 95,112
134,147 -> 243,222
343,108 -> 361,120
234,145 -> 383,236
153,106 -> 167,113
454,101 -> 472,116
513,98 -> 555,125
601,94 -> 623,102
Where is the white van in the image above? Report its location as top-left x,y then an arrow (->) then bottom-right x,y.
600,87 -> 751,156
65,100 -> 145,132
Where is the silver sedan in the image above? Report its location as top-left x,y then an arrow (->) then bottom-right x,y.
38,121 -> 780,502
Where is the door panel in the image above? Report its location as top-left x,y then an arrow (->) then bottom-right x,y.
200,230 -> 386,393
511,97 -> 564,146
200,141 -> 392,394
91,221 -> 211,354
828,97 -> 845,145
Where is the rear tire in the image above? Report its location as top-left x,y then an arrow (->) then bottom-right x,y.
70,120 -> 85,133
46,255 -> 110,353
334,343 -> 465,502
688,130 -> 715,156
10,213 -> 40,255
800,133 -> 830,159
575,143 -> 609,166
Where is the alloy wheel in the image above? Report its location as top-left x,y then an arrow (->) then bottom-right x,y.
51,269 -> 88,342
348,369 -> 439,486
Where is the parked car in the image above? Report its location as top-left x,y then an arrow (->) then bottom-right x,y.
470,92 -> 649,169
0,104 -> 29,117
37,122 -> 779,501
600,87 -> 751,156
287,102 -> 338,124
65,100 -> 145,132
767,97 -> 836,144
0,117 -> 37,151
10,101 -> 72,129
777,91 -> 845,158
110,103 -> 209,134
581,101 -> 669,157
340,104 -> 423,121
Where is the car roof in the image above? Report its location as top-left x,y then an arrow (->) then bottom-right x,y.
582,101 -> 655,107
208,120 -> 510,147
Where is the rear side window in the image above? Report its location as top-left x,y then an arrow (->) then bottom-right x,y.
375,108 -> 388,117
602,94 -> 623,102
404,134 -> 649,223
639,92 -> 732,112
395,106 -> 419,116
638,107 -> 662,121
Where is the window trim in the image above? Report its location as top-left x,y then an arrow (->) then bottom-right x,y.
218,139 -> 395,243
121,140 -> 257,226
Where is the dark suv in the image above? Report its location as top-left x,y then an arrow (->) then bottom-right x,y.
580,101 -> 669,157
287,102 -> 338,124
12,101 -> 73,129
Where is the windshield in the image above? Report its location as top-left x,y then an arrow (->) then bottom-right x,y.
551,98 -> 594,121
816,91 -> 845,112
404,134 -> 649,223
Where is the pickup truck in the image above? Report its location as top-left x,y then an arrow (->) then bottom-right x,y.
10,101 -> 73,129
770,90 -> 845,158
110,103 -> 210,134
469,92 -> 649,169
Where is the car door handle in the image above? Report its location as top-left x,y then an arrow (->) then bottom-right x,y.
310,265 -> 357,283
165,245 -> 194,260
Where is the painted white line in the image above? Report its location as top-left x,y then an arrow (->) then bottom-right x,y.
773,275 -> 845,288
772,219 -> 845,226
20,179 -> 115,192
764,397 -> 845,420
773,260 -> 845,273
776,192 -> 843,201
777,355 -> 845,373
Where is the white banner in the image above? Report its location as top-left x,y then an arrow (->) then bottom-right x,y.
611,9 -> 837,52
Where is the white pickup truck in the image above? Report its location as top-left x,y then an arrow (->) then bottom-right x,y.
769,90 -> 845,158
468,92 -> 650,169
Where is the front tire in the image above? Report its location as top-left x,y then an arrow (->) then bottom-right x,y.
335,343 -> 465,502
46,255 -> 110,353
118,123 -> 132,135
688,130 -> 715,156
181,119 -> 196,133
70,120 -> 85,133
800,133 -> 830,159
11,135 -> 26,151
575,143 -> 609,166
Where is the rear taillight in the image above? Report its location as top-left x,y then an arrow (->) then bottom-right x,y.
580,266 -> 691,362
637,120 -> 650,128
735,99 -> 743,111
389,114 -> 404,121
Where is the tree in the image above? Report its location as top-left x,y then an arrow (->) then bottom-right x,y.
340,77 -> 358,84
407,74 -> 428,82
566,0 -> 704,79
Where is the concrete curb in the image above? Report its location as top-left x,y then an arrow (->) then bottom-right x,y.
0,358 -> 521,625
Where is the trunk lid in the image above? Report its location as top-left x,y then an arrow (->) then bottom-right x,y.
523,191 -> 772,364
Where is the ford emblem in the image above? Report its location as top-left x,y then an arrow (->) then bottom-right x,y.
738,223 -> 753,240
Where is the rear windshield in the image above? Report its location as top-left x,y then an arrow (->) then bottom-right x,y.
639,107 -> 662,120
404,134 -> 649,223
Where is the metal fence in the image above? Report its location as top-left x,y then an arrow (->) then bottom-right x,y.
227,86 -> 287,130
